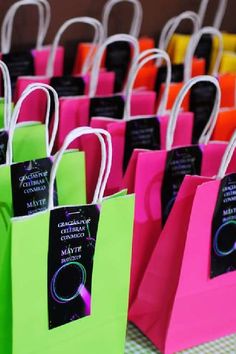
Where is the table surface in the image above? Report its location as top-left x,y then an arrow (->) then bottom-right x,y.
125,323 -> 236,353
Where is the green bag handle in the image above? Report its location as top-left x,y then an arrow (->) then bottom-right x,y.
6,83 -> 59,164
89,33 -> 139,97
123,48 -> 171,119
166,75 -> 221,151
46,17 -> 104,77
0,60 -> 12,129
48,127 -> 112,209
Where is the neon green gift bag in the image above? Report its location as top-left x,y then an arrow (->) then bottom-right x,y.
5,127 -> 134,354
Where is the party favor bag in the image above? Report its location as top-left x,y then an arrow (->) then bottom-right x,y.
0,0 -> 60,92
127,75 -> 222,305
90,48 -> 193,197
1,126 -> 134,354
130,129 -> 236,354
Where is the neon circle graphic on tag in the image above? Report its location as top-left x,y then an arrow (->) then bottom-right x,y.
50,262 -> 86,304
213,221 -> 236,257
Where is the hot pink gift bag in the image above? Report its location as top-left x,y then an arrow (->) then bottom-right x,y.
14,16 -> 108,123
130,129 -> 236,354
55,33 -> 141,152
0,1 -> 61,92
126,75 -> 224,306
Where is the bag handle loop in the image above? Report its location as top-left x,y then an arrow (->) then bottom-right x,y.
1,0 -> 47,54
6,83 -> 59,164
123,49 -> 171,120
48,127 -> 112,208
89,33 -> 139,98
166,75 -> 221,151
46,17 -> 104,77
198,0 -> 228,29
217,130 -> 236,179
158,11 -> 200,62
0,60 -> 12,129
102,0 -> 143,39
184,26 -> 223,82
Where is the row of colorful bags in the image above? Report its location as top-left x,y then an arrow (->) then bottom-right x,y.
0,0 -> 236,353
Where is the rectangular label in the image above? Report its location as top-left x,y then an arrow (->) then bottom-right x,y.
211,174 -> 236,278
123,117 -> 161,172
190,82 -> 216,143
90,95 -> 125,120
48,205 -> 100,329
105,41 -> 131,92
0,130 -> 8,165
2,51 -> 34,92
11,157 -> 57,217
50,76 -> 85,97
161,146 -> 202,226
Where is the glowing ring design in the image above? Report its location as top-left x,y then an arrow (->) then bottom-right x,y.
213,221 -> 236,257
50,262 -> 86,304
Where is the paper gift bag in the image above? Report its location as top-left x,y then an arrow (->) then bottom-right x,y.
1,126 -> 134,354
126,75 -> 222,305
212,108 -> 236,141
0,0 -> 60,92
55,33 -> 142,149
89,48 -> 192,198
130,129 -> 236,354
14,16 -> 112,123
8,83 -> 59,163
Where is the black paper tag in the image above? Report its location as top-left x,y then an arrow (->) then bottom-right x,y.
211,174 -> 236,278
50,76 -> 85,98
154,64 -> 184,96
0,130 -> 8,165
161,146 -> 202,226
194,34 -> 212,73
89,95 -> 124,120
11,157 -> 57,217
105,41 -> 131,92
123,117 -> 161,173
2,51 -> 34,92
190,81 -> 216,143
48,205 -> 100,329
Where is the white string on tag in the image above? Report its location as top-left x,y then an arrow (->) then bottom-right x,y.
198,0 -> 228,29
89,33 -> 139,98
217,130 -> 236,179
0,60 -> 12,129
46,17 -> 104,77
1,0 -> 47,54
102,0 -> 143,39
184,26 -> 223,82
48,127 -> 112,209
123,49 -> 171,120
6,83 -> 59,164
166,75 -> 221,151
158,11 -> 200,63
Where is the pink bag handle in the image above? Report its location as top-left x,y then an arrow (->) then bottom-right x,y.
46,17 -> 104,77
102,0 -> 143,39
123,49 -> 171,120
158,11 -> 200,60
89,33 -> 139,97
48,127 -> 112,208
6,83 -> 59,164
184,26 -> 223,82
217,130 -> 236,179
166,75 -> 221,151
198,0 -> 228,29
0,60 -> 12,129
1,0 -> 48,54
